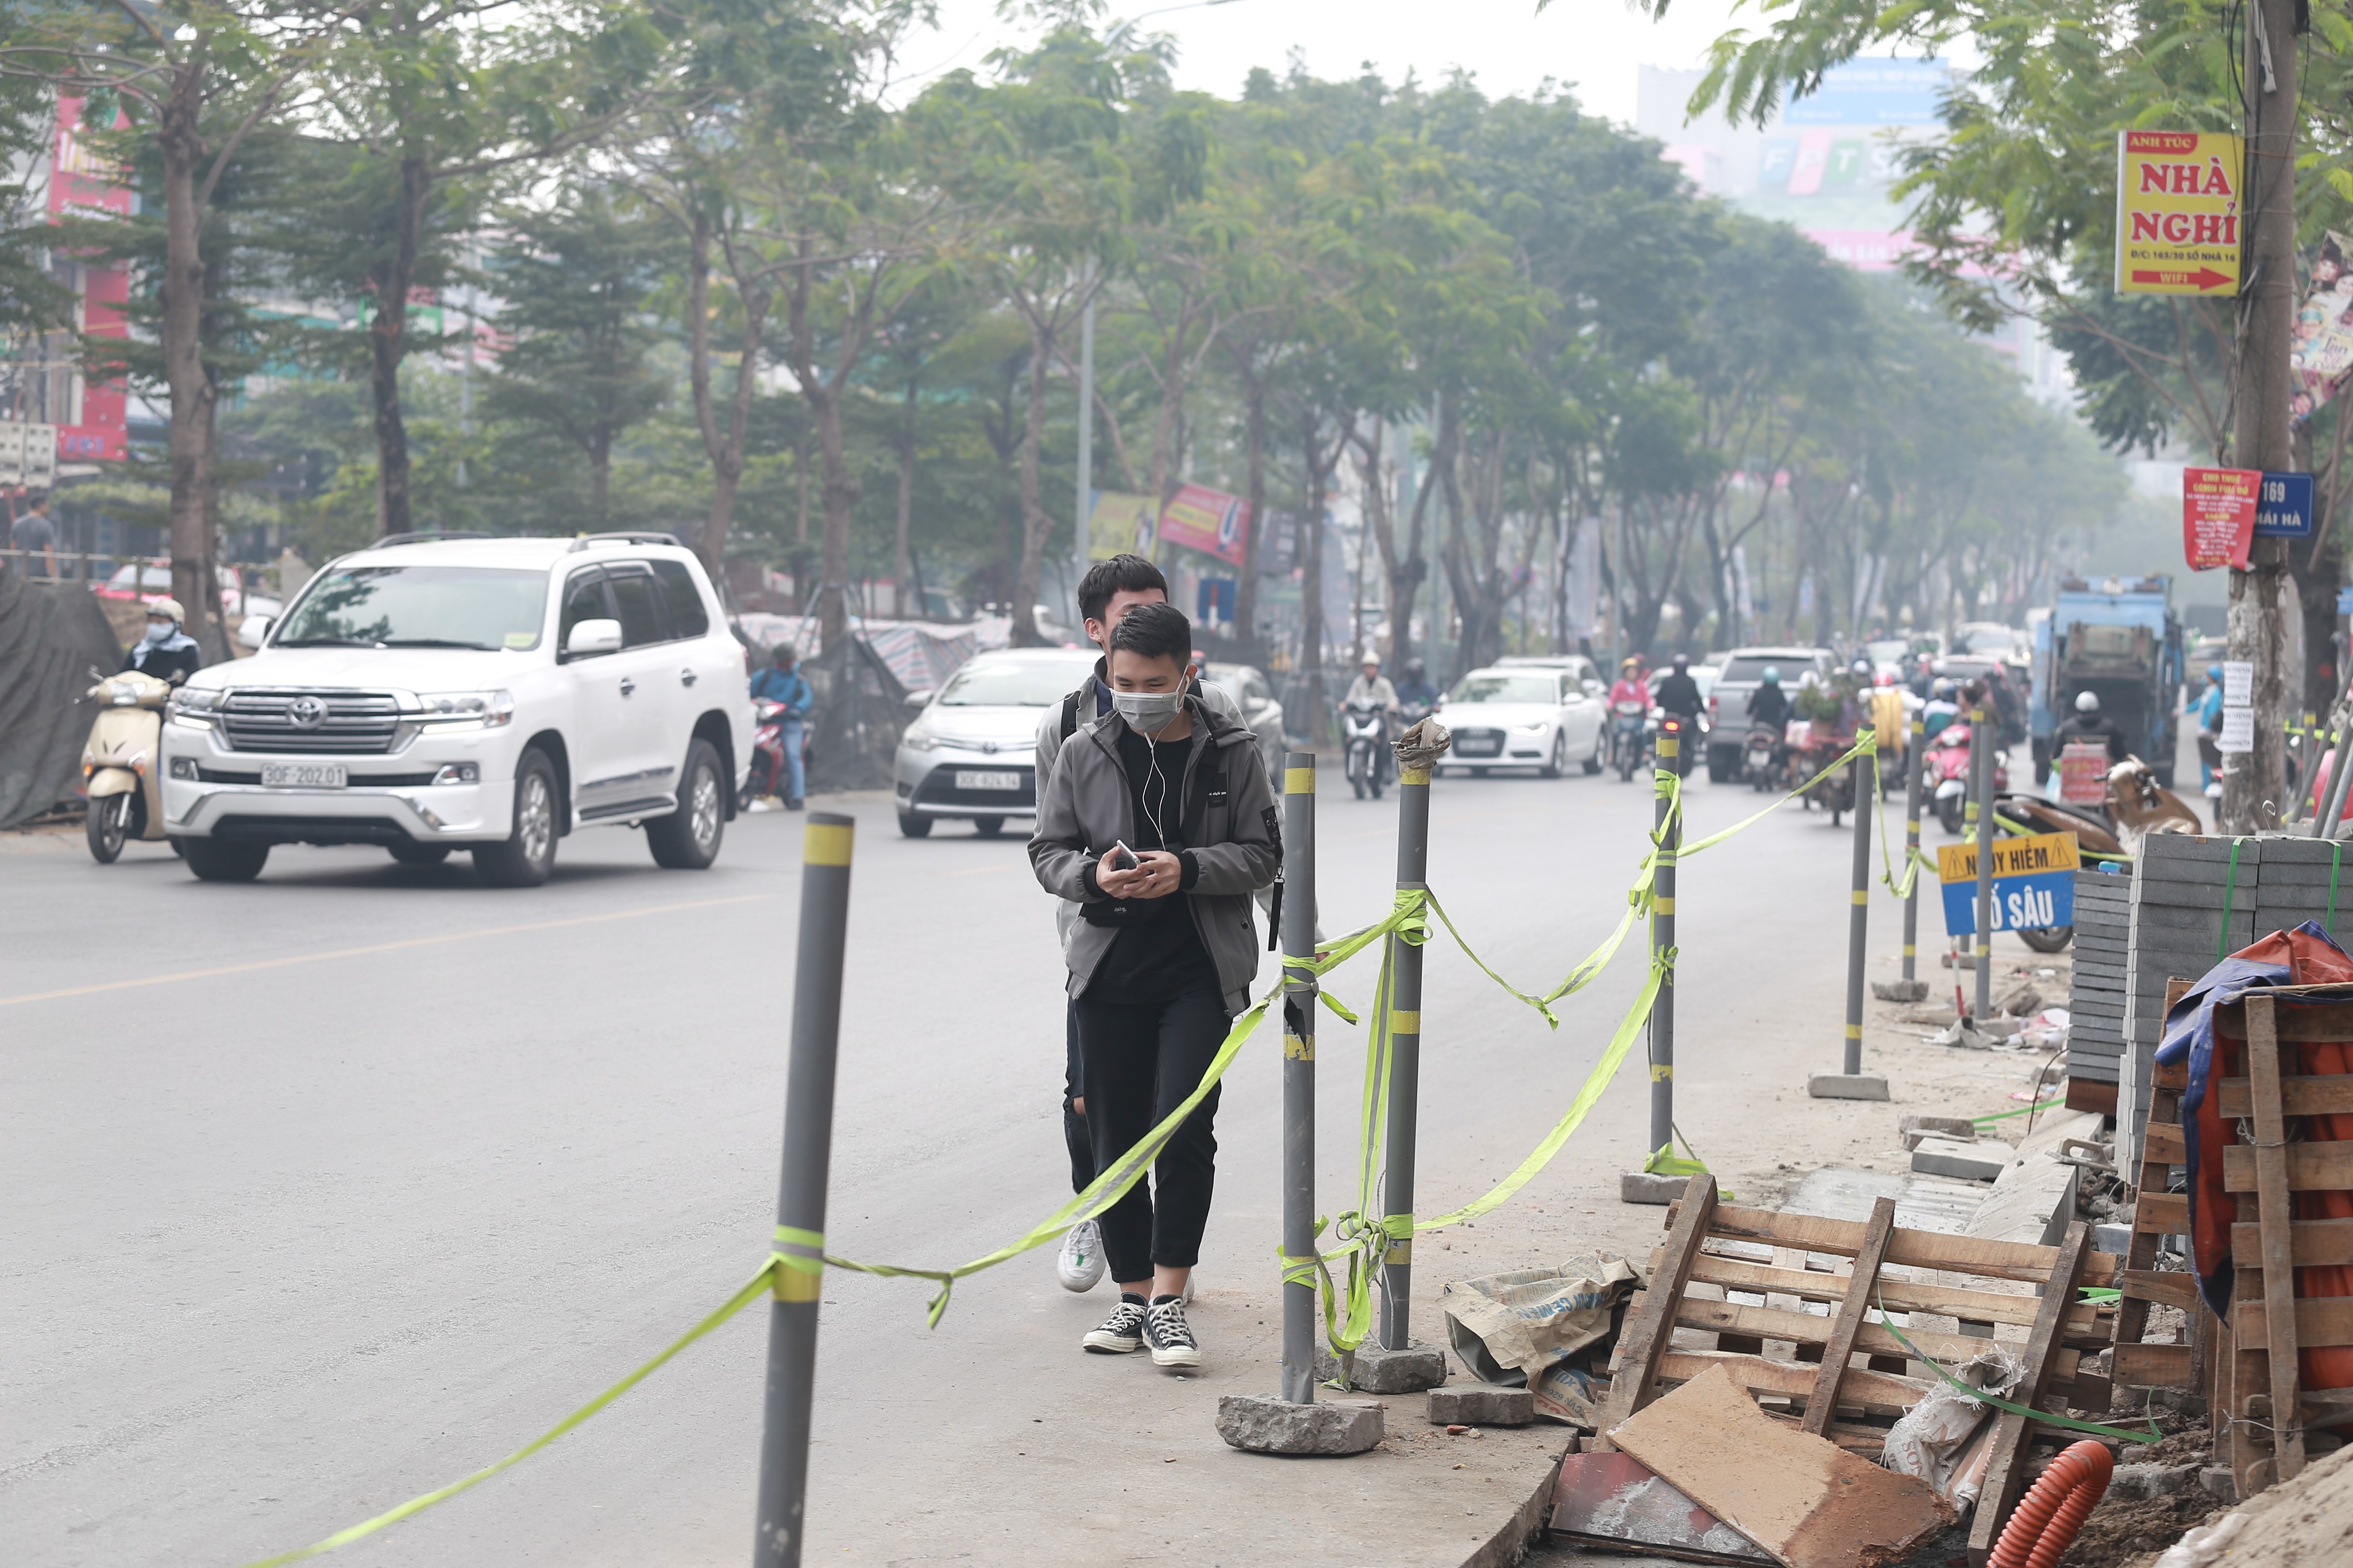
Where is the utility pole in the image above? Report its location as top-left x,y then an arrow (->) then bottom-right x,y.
1073,256 -> 1094,620
2222,0 -> 2300,833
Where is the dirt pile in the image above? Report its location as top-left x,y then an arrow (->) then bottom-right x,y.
2158,1446 -> 2353,1567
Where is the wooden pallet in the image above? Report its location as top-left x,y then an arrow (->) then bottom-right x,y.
1602,1175 -> 2119,1567
2211,990 -> 2353,1493
2109,976 -> 2200,1395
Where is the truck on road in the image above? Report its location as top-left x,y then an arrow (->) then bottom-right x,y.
2029,575 -> 2186,788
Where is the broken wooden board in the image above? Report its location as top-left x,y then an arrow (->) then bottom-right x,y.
1608,1364 -> 1953,1568
1548,1446 -> 1775,1565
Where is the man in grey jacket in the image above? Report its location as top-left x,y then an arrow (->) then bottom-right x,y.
1036,554 -> 1241,1297
1029,601 -> 1278,1368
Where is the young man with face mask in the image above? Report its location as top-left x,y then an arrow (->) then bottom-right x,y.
1028,601 -> 1279,1368
125,598 -> 203,685
1034,555 -> 1243,1296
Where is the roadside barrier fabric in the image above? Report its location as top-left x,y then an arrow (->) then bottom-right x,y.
233,750 -> 1883,1566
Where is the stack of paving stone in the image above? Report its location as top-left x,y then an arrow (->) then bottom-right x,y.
2116,833 -> 2351,1168
2064,868 -> 2132,1094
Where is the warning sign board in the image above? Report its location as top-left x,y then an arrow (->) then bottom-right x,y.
1938,831 -> 2081,938
2115,130 -> 2244,296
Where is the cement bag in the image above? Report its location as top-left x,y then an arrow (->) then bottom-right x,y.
1438,1253 -> 1644,1394
1883,1342 -> 2022,1506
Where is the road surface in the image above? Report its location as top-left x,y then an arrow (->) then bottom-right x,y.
4,748 -> 2032,1566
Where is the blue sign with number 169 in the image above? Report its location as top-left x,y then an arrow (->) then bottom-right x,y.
2255,472 -> 2315,538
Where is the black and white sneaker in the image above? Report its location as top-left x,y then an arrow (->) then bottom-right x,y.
1082,1293 -> 1148,1354
1144,1295 -> 1201,1369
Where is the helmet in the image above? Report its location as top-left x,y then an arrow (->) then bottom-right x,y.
770,643 -> 797,666
2075,690 -> 2101,714
1672,653 -> 1689,672
1360,651 -> 1379,667
148,597 -> 185,623
1405,659 -> 1425,678
1932,679 -> 1956,700
2208,663 -> 2224,682
1850,658 -> 1872,678
1621,656 -> 1640,671
1875,670 -> 1896,686
1761,666 -> 1781,685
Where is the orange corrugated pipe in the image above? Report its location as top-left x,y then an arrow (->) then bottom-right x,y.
1988,1440 -> 2113,1568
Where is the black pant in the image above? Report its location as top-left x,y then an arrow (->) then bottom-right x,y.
1063,1002 -> 1093,1194
1073,984 -> 1229,1284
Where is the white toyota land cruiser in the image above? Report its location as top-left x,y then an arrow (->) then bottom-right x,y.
160,532 -> 752,886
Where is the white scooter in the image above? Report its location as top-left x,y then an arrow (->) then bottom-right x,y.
82,667 -> 176,863
1341,699 -> 1392,800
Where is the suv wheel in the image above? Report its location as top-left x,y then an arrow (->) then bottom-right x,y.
388,842 -> 452,866
1707,746 -> 1738,785
898,812 -> 933,838
973,816 -> 1006,837
476,748 -> 559,887
649,739 -> 726,870
183,836 -> 269,882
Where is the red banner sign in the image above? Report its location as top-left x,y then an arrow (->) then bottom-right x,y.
2182,466 -> 2259,570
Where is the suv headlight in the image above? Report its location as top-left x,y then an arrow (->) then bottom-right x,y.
415,690 -> 514,731
168,686 -> 223,727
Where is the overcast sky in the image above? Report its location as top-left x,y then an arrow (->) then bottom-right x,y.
893,0 -> 1752,126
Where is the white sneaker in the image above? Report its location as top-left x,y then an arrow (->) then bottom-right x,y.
1056,1219 -> 1106,1293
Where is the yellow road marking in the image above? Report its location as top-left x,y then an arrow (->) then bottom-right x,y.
0,893 -> 769,1009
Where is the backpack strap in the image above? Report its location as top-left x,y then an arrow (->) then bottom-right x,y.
1060,686 -> 1085,743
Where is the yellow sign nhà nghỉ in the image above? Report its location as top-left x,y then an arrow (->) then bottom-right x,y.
2115,130 -> 2244,296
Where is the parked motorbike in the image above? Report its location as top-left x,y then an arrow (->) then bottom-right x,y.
1609,700 -> 1649,782
1342,699 -> 1392,800
82,667 -> 175,863
1925,719 -> 2010,836
1741,723 -> 1780,791
1982,793 -> 2124,955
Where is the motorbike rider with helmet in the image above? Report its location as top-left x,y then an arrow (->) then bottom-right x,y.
1394,658 -> 1438,716
126,598 -> 202,685
1607,656 -> 1648,709
2054,689 -> 2128,766
748,643 -> 813,808
1923,678 -> 1960,740
1652,654 -> 1706,775
1341,653 -> 1400,723
1748,665 -> 1792,731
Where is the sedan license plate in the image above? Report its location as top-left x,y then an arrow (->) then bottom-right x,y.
955,769 -> 1022,792
260,762 -> 346,789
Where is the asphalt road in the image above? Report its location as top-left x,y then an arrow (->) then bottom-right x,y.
5,748 -> 1980,1567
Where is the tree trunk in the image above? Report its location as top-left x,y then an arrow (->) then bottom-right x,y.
157,52 -> 214,641
1010,327 -> 1054,647
811,379 -> 859,654
589,433 -> 611,527
369,154 -> 429,538
683,215 -> 765,577
896,380 -> 917,618
1301,411 -> 1338,745
1233,364 -> 1266,655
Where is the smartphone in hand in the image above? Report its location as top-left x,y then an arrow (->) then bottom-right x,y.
1109,841 -> 1140,871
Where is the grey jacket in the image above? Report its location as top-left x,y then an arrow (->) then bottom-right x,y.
1036,662 -> 1243,953
1028,696 -> 1280,1014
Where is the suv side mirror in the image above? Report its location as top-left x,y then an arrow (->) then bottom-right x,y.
903,689 -> 932,710
566,618 -> 622,658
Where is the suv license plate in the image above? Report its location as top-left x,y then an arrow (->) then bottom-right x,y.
955,770 -> 1021,791
260,762 -> 346,788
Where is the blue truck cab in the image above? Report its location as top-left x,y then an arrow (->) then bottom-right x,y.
2030,576 -> 2186,788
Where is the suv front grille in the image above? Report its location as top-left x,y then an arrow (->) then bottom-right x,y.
220,690 -> 404,755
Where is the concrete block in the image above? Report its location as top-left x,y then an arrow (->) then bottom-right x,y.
1216,1393 -> 1383,1455
1622,1171 -> 1689,1206
2094,1222 -> 2132,1255
1351,1340 -> 1447,1393
1872,978 -> 1931,1002
2109,1462 -> 2204,1501
1311,1339 -> 1446,1393
1808,1072 -> 1890,1100
1427,1382 -> 1535,1426
1900,1114 -> 1977,1144
1911,1136 -> 2006,1182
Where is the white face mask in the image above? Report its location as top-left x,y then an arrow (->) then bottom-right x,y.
144,620 -> 176,644
1112,689 -> 1183,736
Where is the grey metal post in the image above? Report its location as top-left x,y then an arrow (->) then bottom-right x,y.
1844,749 -> 1870,1076
1901,715 -> 1924,983
754,813 -> 855,1567
1280,752 -> 1318,1403
1971,704 -> 1995,1020
1378,754 -> 1432,1351
2307,659 -> 2353,836
1649,720 -> 1681,1158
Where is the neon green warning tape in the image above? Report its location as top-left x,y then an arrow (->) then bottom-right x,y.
1873,1284 -> 2161,1445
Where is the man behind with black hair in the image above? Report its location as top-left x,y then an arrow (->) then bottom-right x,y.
1029,600 -> 1279,1368
1033,554 -> 1241,1297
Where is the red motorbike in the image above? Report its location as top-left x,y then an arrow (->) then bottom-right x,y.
740,698 -> 811,808
1926,718 -> 2008,835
